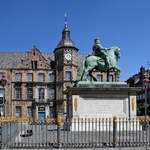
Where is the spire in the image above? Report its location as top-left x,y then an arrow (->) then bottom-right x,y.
64,13 -> 68,27
62,13 -> 70,40
54,14 -> 78,51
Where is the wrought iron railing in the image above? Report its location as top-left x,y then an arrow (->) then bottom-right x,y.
0,117 -> 150,149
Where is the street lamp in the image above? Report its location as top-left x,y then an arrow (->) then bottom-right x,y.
1,75 -> 7,116
143,76 -> 150,129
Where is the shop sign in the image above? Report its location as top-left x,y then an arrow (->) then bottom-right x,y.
38,107 -> 45,111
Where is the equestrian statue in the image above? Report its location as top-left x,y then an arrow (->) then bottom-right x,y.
76,37 -> 121,83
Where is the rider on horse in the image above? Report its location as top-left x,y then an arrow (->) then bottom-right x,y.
75,37 -> 121,83
92,38 -> 110,69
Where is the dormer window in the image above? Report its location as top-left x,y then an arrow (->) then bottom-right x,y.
32,61 -> 37,69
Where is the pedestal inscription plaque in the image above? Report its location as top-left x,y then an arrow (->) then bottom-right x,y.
72,95 -> 128,118
66,82 -> 141,119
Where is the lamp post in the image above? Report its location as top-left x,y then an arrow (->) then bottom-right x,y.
1,75 -> 7,116
143,76 -> 150,129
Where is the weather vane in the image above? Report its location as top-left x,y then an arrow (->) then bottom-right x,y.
64,13 -> 67,26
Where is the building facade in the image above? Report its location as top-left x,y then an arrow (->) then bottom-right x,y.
0,22 -> 118,118
127,66 -> 150,116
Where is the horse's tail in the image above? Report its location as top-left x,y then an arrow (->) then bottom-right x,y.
75,59 -> 86,82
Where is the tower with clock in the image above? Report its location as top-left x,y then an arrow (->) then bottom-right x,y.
54,14 -> 78,114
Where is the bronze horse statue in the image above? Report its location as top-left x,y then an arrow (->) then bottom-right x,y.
76,47 -> 121,82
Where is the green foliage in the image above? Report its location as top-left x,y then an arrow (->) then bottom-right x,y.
137,103 -> 150,116
26,82 -> 34,86
15,82 -> 22,86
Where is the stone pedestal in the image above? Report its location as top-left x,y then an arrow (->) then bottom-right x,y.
66,82 -> 141,119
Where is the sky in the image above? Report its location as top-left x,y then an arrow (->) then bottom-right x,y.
0,0 -> 150,81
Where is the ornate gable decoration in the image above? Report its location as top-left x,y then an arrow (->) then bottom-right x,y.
19,45 -> 50,69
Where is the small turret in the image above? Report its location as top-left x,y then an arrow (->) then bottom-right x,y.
54,14 -> 78,52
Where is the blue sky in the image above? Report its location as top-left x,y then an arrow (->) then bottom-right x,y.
0,0 -> 150,80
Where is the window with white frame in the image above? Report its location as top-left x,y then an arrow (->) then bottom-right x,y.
38,88 -> 45,99
27,88 -> 33,99
49,88 -> 55,100
16,73 -> 22,82
27,107 -> 33,118
65,71 -> 71,81
16,106 -> 22,118
38,73 -> 44,82
27,73 -> 33,82
49,73 -> 55,82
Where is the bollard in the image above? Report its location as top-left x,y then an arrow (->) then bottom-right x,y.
57,115 -> 61,148
113,116 -> 117,147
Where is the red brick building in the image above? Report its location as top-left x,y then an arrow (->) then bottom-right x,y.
0,22 -> 118,118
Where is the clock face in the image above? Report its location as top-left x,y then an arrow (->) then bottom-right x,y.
65,53 -> 72,60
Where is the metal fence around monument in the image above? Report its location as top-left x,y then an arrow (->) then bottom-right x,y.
0,117 -> 150,149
